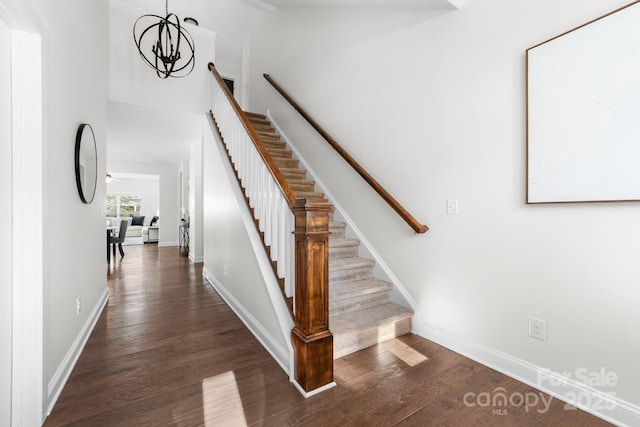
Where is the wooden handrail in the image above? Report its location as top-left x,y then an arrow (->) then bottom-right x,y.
208,63 -> 296,205
263,74 -> 429,234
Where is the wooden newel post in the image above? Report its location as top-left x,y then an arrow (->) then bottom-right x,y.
291,197 -> 334,392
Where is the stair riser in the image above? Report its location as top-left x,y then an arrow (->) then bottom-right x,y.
257,131 -> 279,140
280,169 -> 307,180
329,226 -> 346,239
262,140 -> 286,148
290,184 -> 315,192
294,193 -> 325,200
272,157 -> 298,167
262,140 -> 285,147
330,292 -> 390,317
329,245 -> 359,259
266,149 -> 292,157
332,317 -> 412,359
330,266 -> 373,283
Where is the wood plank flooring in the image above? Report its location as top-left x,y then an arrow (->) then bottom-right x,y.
44,245 -> 612,426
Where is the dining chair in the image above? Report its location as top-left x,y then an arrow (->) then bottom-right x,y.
109,219 -> 128,261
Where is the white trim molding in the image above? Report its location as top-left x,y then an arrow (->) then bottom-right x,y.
414,320 -> 640,427
292,380 -> 336,398
47,287 -> 110,416
188,254 -> 204,263
158,241 -> 179,247
4,8 -> 47,423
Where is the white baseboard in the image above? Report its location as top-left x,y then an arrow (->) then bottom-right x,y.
189,254 -> 204,263
292,380 -> 337,398
158,241 -> 178,247
202,268 -> 290,375
47,287 -> 110,415
414,321 -> 640,427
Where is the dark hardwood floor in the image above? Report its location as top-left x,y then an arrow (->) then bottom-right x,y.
44,245 -> 612,426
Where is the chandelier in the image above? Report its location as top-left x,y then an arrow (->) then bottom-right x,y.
133,0 -> 195,79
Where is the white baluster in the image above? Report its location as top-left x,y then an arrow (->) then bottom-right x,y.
212,79 -> 296,297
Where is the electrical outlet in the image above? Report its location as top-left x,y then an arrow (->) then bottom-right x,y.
528,316 -> 547,341
76,296 -> 82,314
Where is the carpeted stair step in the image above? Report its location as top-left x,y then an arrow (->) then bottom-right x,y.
265,147 -> 292,158
262,140 -> 287,151
256,130 -> 279,139
294,190 -> 325,199
329,257 -> 374,283
245,117 -> 268,125
271,157 -> 299,168
330,303 -> 413,359
329,237 -> 360,259
244,111 -> 269,122
288,179 -> 316,193
329,221 -> 346,239
252,123 -> 274,133
330,279 -> 392,316
279,167 -> 308,181
258,133 -> 281,141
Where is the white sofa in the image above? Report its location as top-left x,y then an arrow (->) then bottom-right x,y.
106,217 -> 145,245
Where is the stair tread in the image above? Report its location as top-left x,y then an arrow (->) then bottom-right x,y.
266,147 -> 292,154
294,191 -> 325,198
260,136 -> 283,143
279,167 -> 306,173
330,302 -> 412,332
329,238 -> 359,248
287,178 -> 315,185
330,279 -> 392,300
329,257 -> 375,271
244,111 -> 266,117
256,130 -> 278,137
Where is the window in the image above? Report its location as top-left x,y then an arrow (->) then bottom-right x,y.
105,194 -> 142,218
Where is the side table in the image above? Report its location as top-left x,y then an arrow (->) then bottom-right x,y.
179,224 -> 189,256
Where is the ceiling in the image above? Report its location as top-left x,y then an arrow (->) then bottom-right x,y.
252,0 -> 460,9
108,0 -> 463,167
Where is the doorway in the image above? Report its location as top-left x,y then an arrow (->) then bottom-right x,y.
0,5 -> 45,424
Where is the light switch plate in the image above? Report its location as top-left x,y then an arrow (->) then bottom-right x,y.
447,199 -> 459,215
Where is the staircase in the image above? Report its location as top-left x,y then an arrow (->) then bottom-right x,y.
245,112 -> 413,359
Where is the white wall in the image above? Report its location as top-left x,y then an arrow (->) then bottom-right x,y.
29,0 -> 109,413
189,136 -> 204,262
249,0 -> 640,410
108,160 -> 181,245
109,0 -> 217,113
106,174 -> 160,226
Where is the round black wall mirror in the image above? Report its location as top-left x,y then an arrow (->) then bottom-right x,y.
75,123 -> 98,204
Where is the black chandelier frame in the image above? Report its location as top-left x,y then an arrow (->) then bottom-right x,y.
133,0 -> 195,79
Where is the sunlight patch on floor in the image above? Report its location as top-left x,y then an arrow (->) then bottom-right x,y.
383,340 -> 429,367
202,371 -> 248,426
